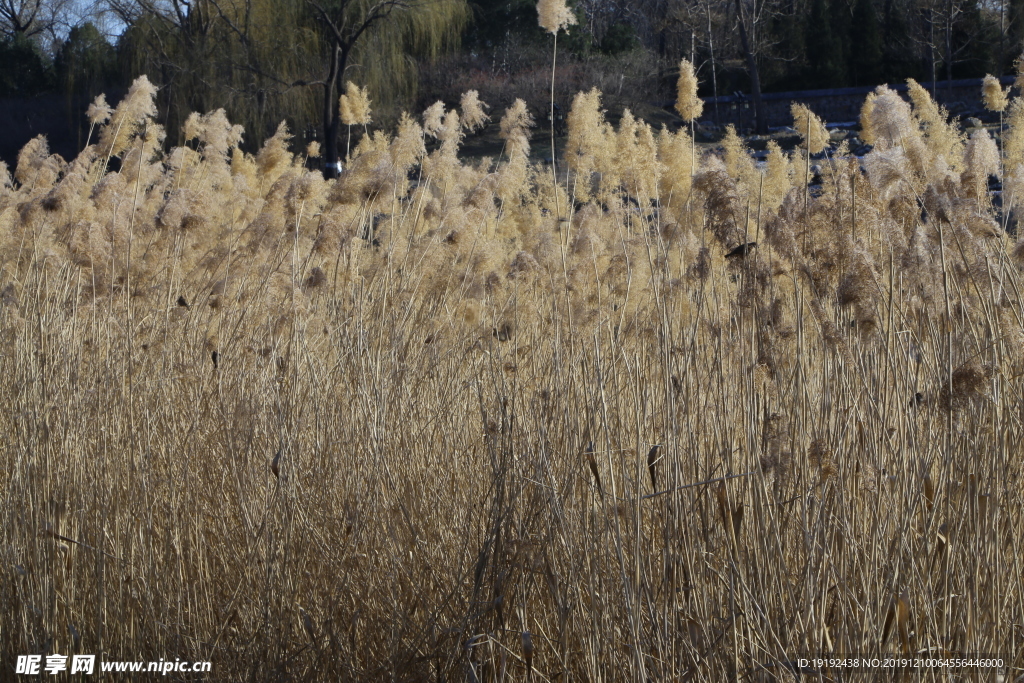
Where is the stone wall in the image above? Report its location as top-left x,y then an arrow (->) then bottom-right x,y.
0,89 -> 126,170
700,76 -> 1015,131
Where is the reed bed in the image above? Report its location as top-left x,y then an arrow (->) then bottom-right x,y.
1,70 -> 1023,681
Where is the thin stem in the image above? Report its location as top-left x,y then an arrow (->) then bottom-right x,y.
550,31 -> 560,220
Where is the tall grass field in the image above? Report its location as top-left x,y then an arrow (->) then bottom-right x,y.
1,63 -> 1024,681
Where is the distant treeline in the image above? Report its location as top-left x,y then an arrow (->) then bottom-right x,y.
2,0 -> 1023,160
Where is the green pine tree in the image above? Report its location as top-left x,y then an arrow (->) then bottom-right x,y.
829,0 -> 852,86
850,0 -> 883,85
804,0 -> 844,87
56,24 -> 117,97
0,34 -> 53,96
880,0 -> 918,83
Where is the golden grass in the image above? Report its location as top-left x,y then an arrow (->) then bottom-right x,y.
1,75 -> 1023,681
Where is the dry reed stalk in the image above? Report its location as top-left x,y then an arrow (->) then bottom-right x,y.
2,67 -> 1023,682
521,631 -> 534,682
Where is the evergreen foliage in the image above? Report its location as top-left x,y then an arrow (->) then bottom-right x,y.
0,34 -> 52,96
803,0 -> 843,88
1,0 -> 1022,166
850,0 -> 883,85
55,23 -> 117,97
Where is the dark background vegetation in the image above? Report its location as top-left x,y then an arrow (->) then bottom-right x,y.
2,0 -> 1023,166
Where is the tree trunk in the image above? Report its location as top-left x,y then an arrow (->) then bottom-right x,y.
734,0 -> 767,134
945,0 -> 953,89
929,10 -> 937,94
655,0 -> 669,57
322,42 -> 344,179
706,2 -> 721,126
1000,0 -> 1006,74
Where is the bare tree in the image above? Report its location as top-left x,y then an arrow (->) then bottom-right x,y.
733,0 -> 767,133
663,0 -> 767,130
0,0 -> 46,36
113,0 -> 466,176
910,0 -> 981,98
307,0 -> 435,176
1,0 -> 80,47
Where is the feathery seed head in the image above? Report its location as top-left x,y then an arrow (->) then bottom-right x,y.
256,121 -> 293,184
791,104 -> 829,155
762,140 -> 793,211
391,112 -> 426,171
97,75 -> 158,160
1004,99 -> 1024,166
423,101 -> 446,138
15,135 -> 61,186
459,90 -> 490,132
1015,53 -> 1024,91
906,80 -> 964,172
862,148 -> 908,198
499,99 -> 534,154
863,86 -> 932,177
982,75 -> 1009,113
439,109 -> 462,147
86,94 -> 112,127
340,82 -> 372,127
907,79 -> 943,128
859,91 -> 878,146
656,124 -> 694,209
864,87 -> 915,149
1013,237 -> 1024,264
183,109 -> 244,166
537,0 -> 576,34
566,88 -> 612,200
721,124 -> 754,186
964,128 -> 1000,180
183,112 -> 202,142
675,59 -> 703,122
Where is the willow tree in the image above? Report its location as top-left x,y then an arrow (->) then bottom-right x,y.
116,0 -> 468,174
113,0 -> 315,149
298,0 -> 468,175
